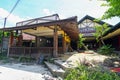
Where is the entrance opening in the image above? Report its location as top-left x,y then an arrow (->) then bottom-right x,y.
71,40 -> 77,51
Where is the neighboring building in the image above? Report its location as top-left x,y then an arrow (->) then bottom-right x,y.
78,15 -> 113,50
104,22 -> 120,50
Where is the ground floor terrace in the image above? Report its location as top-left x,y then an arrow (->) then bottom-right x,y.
1,14 -> 79,58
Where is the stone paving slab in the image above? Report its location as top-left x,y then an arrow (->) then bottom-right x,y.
44,61 -> 65,78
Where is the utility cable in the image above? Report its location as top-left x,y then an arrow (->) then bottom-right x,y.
0,0 -> 20,21
6,0 -> 21,18
0,0 -> 21,26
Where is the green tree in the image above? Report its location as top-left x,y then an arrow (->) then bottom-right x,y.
93,23 -> 109,45
0,30 -> 3,43
0,30 -> 10,43
101,0 -> 120,19
78,34 -> 88,50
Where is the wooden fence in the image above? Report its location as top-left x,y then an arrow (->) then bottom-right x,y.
9,47 -> 63,58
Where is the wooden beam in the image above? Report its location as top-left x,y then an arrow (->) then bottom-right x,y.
47,26 -> 61,31
47,26 -> 54,30
0,16 -> 77,31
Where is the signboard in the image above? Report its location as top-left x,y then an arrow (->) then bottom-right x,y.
79,27 -> 96,37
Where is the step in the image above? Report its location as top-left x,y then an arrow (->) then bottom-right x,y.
54,60 -> 76,71
44,61 -> 65,78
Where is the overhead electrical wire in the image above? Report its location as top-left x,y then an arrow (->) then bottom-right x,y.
0,0 -> 21,26
1,0 -> 21,28
0,0 -> 20,21
6,0 -> 21,19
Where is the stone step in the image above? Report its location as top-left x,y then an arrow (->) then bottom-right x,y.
44,61 -> 65,78
54,60 -> 76,71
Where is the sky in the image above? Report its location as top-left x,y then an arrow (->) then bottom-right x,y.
0,0 -> 120,28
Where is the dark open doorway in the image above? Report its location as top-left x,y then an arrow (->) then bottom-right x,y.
71,40 -> 77,51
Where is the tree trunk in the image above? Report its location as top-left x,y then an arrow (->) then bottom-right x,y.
101,37 -> 105,45
82,43 -> 89,51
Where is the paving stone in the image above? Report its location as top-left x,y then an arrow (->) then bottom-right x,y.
44,61 -> 65,78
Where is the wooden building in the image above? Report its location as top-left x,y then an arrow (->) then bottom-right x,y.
104,22 -> 120,50
78,15 -> 120,51
0,14 -> 79,58
1,14 -> 119,58
78,15 -> 113,50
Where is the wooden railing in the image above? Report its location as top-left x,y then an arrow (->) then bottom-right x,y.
9,47 -> 63,58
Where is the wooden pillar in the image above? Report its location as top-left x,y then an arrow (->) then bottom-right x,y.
36,36 -> 40,47
62,34 -> 66,53
7,31 -> 13,57
35,36 -> 38,47
9,32 -> 14,47
17,34 -> 23,46
53,26 -> 58,57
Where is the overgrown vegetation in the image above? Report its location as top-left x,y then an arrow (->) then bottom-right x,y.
0,30 -> 10,43
18,56 -> 36,62
93,23 -> 109,45
0,50 -> 10,63
97,44 -> 114,55
0,50 -> 7,60
93,22 -> 113,56
64,64 -> 120,80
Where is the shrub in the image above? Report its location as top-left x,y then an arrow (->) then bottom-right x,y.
97,45 -> 114,55
19,57 -> 36,62
0,50 -> 7,60
64,65 -> 120,80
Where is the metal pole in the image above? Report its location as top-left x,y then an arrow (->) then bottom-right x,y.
1,18 -> 7,54
3,18 -> 7,36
